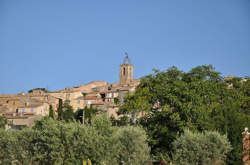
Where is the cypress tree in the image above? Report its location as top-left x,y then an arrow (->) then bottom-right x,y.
49,105 -> 55,119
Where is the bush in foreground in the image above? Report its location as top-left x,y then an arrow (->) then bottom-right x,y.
0,115 -> 150,165
172,129 -> 232,165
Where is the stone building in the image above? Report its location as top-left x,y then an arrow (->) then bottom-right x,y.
119,54 -> 134,85
0,55 -> 140,128
0,94 -> 51,129
44,55 -> 140,118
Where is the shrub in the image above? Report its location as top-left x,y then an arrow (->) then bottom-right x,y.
0,128 -> 35,164
115,126 -> 151,165
172,129 -> 232,165
0,115 -> 151,165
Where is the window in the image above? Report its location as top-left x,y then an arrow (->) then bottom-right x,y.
88,101 -> 91,105
92,88 -> 100,92
22,108 -> 25,113
13,101 -> 16,105
100,93 -> 106,102
121,92 -> 125,104
66,93 -> 70,99
123,67 -> 126,76
31,108 -> 34,113
9,108 -> 12,112
77,100 -> 81,104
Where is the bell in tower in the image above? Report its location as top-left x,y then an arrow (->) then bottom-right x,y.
119,53 -> 134,85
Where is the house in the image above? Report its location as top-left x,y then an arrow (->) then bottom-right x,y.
0,95 -> 50,129
0,55 -> 141,126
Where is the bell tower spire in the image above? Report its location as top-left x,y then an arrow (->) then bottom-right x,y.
119,53 -> 133,85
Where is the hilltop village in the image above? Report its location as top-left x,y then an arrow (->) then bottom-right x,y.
0,56 -> 140,129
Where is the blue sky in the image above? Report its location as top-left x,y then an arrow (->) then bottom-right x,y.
0,0 -> 249,94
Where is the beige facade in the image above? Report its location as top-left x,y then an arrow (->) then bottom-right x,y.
0,55 -> 140,127
45,55 -> 140,118
6,114 -> 43,129
0,93 -> 57,129
119,55 -> 134,85
0,96 -> 50,129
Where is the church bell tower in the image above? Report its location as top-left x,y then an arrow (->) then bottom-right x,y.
119,53 -> 133,85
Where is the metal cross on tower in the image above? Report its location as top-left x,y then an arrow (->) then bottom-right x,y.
123,52 -> 131,64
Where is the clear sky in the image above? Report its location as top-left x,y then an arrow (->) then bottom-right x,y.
0,0 -> 249,94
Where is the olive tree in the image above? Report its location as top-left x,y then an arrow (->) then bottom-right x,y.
172,129 -> 232,165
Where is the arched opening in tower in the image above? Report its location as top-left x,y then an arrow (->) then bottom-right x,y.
123,67 -> 126,76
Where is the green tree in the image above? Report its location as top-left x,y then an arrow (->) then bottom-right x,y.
84,105 -> 99,124
172,129 -> 232,165
140,110 -> 185,157
0,115 -> 151,164
49,105 -> 56,119
0,116 -> 7,129
206,92 -> 249,164
0,128 -> 35,164
115,126 -> 151,164
74,108 -> 84,123
114,97 -> 120,105
75,106 -> 99,124
57,99 -> 63,120
120,65 -> 250,163
28,88 -> 48,93
61,100 -> 75,122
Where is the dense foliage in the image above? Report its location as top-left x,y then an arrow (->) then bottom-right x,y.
119,65 -> 250,164
49,105 -> 56,119
172,129 -> 232,165
28,88 -> 48,93
0,115 -> 151,165
2,65 -> 248,164
75,105 -> 99,124
61,101 -> 75,122
0,116 -> 7,129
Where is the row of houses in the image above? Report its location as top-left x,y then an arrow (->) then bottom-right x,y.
0,92 -> 60,129
0,55 -> 140,129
